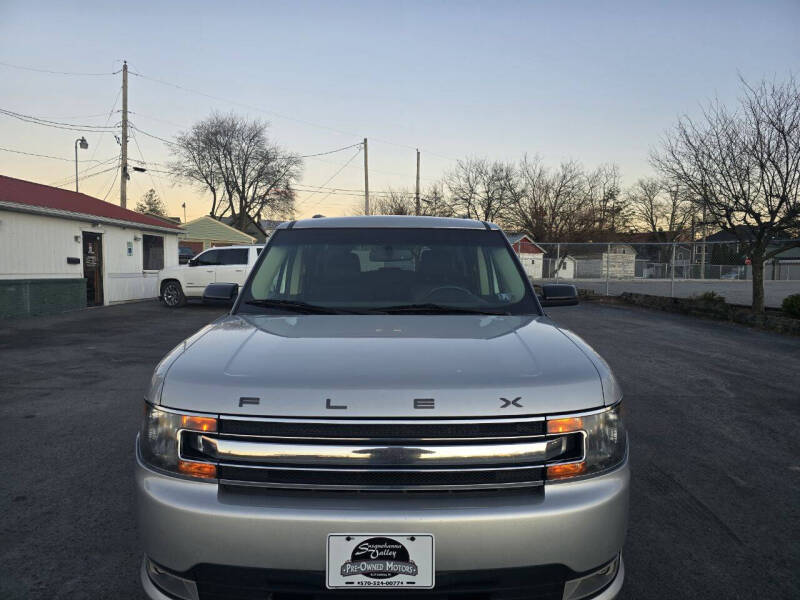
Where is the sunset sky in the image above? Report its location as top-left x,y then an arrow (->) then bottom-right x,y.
1,0 -> 798,221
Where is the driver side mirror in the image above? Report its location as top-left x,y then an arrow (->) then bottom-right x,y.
539,283 -> 579,307
203,282 -> 239,304
188,258 -> 199,267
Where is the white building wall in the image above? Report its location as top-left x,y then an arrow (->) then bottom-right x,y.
556,258 -> 576,279
102,226 -> 178,303
0,211 -> 84,279
518,253 -> 543,279
0,209 -> 179,304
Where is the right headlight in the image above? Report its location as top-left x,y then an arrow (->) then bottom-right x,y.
139,403 -> 218,481
545,402 -> 626,481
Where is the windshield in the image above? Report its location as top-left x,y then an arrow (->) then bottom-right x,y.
236,228 -> 540,315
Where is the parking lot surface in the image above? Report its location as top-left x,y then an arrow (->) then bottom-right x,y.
1,300 -> 798,599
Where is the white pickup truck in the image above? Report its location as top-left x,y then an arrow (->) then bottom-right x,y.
157,245 -> 261,307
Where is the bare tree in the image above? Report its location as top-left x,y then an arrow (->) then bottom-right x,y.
369,188 -> 415,215
354,184 -> 454,217
583,163 -> 629,238
419,183 -> 454,217
626,177 -> 692,242
135,188 -> 167,216
169,113 -> 302,233
652,77 -> 800,312
511,157 -> 591,242
445,158 -> 516,223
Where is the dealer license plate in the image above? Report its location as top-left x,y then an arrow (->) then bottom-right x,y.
326,534 -> 435,589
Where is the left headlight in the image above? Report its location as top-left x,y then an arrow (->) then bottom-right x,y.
139,403 -> 218,481
545,402 -> 627,481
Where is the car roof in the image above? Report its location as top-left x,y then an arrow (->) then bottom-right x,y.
278,215 -> 501,230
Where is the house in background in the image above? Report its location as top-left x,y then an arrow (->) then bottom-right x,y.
548,255 -> 577,279
221,215 -> 285,243
0,174 -> 182,318
571,244 -> 637,279
506,232 -> 546,279
179,215 -> 256,254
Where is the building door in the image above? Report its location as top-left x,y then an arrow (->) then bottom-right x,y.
82,231 -> 104,306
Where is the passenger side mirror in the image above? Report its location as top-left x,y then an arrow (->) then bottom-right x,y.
203,282 -> 239,304
539,284 -> 579,307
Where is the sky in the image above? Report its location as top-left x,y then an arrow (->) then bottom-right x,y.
1,0 -> 798,221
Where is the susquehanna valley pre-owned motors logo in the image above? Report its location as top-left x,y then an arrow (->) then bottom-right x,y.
339,537 -> 418,579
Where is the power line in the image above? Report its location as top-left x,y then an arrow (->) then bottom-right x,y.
127,68 -> 457,162
299,143 -> 363,158
0,108 -> 118,133
86,86 -> 123,166
0,146 -> 113,163
48,157 -> 120,187
51,165 -> 119,190
130,129 -> 167,202
129,124 -> 176,146
102,162 -> 121,201
128,70 -> 359,138
0,60 -> 119,76
295,147 -> 363,209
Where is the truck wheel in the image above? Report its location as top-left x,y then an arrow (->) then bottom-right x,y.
162,281 -> 187,308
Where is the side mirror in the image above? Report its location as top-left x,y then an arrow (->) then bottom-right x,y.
203,282 -> 239,304
188,258 -> 198,267
539,283 -> 579,307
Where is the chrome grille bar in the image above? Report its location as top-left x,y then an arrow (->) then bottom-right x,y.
187,416 -> 584,491
194,435 -> 568,466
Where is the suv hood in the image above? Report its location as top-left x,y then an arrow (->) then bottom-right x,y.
156,314 -> 613,417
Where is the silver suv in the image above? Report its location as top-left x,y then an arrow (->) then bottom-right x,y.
136,216 -> 628,600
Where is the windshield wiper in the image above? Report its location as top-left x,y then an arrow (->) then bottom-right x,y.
368,303 -> 511,316
244,299 -> 348,314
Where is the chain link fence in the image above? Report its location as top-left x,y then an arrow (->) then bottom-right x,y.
530,240 -> 800,308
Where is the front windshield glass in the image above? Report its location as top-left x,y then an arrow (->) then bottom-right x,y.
237,228 -> 539,315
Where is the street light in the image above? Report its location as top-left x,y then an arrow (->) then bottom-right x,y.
74,137 -> 88,193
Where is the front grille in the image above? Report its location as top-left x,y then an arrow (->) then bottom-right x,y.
217,465 -> 545,489
190,564 -> 569,600
218,418 -> 547,440
180,417 -> 582,492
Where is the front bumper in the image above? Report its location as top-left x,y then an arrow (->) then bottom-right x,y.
136,454 -> 628,598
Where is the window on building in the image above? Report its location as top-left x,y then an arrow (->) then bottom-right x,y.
143,235 -> 165,270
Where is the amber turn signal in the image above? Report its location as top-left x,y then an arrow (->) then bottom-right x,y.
546,461 -> 587,480
178,460 -> 217,479
547,417 -> 583,434
181,415 -> 217,432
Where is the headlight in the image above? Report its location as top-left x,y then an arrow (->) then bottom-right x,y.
139,403 -> 218,480
545,403 -> 626,481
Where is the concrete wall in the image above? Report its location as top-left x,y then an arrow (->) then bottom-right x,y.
574,254 -> 636,279
0,210 -> 179,312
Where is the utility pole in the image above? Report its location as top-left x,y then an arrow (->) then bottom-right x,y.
363,138 -> 369,215
415,148 -> 421,215
700,205 -> 707,279
120,60 -> 129,209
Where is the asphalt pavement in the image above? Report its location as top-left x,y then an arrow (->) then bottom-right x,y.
0,300 -> 798,599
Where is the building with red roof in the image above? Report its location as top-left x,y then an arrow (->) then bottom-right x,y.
0,175 -> 183,317
506,231 -> 546,279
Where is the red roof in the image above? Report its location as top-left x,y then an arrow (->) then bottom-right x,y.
0,174 -> 181,230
